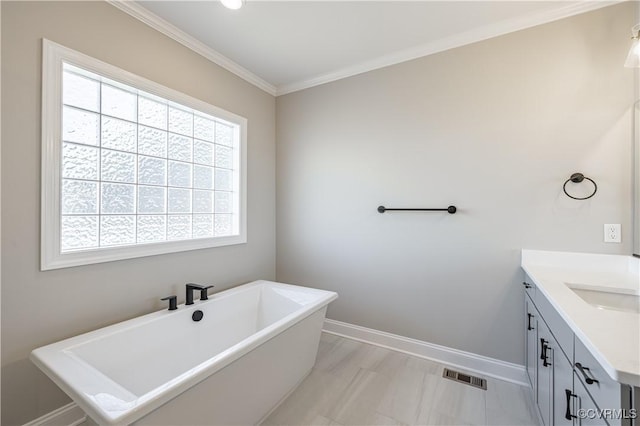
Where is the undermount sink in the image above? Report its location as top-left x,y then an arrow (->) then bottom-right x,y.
566,283 -> 640,314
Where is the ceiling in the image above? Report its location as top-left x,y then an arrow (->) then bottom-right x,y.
125,1 -> 618,95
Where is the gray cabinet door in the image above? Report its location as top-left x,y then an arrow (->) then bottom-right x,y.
525,296 -> 538,392
537,318 -> 553,426
553,341 -> 574,426
574,372 -> 610,426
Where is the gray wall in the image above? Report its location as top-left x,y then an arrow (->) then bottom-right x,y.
1,1 -> 636,424
276,3 -> 634,365
1,2 -> 275,425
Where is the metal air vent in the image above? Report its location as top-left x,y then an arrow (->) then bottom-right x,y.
442,368 -> 487,390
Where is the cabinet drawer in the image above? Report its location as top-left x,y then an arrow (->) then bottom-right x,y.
535,289 -> 573,363
574,336 -> 623,414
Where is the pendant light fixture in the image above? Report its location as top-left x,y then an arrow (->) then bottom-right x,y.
221,0 -> 243,10
625,24 -> 640,68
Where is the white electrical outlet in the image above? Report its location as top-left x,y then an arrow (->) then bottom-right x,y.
604,224 -> 621,243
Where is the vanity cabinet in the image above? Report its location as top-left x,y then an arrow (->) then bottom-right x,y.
523,276 -> 634,426
527,293 -> 574,426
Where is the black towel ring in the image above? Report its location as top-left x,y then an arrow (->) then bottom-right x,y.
563,172 -> 597,200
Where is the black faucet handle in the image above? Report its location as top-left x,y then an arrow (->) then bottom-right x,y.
200,285 -> 214,300
161,295 -> 178,311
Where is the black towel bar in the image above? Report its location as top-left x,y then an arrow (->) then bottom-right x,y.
377,205 -> 457,214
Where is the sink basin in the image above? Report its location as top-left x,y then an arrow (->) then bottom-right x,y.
566,283 -> 640,314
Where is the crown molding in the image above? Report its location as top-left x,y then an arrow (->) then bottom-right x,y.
107,0 -> 622,98
276,0 -> 623,96
106,0 -> 277,96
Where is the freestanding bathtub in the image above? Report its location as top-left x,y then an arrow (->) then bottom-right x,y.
31,280 -> 338,425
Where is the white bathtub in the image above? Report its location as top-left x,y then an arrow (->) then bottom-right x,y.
30,280 -> 338,425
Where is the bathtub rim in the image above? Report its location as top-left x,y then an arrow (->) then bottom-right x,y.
30,280 -> 337,425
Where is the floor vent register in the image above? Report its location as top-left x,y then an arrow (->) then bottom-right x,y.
442,368 -> 488,390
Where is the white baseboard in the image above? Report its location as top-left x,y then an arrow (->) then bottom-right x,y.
23,402 -> 86,426
323,318 -> 528,386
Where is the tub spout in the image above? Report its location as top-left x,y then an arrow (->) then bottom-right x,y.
186,283 -> 214,305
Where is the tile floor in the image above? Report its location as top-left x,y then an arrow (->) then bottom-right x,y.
262,333 -> 540,426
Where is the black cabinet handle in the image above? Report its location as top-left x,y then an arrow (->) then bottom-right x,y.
575,362 -> 599,385
522,282 -> 532,289
527,313 -> 534,330
540,339 -> 551,367
565,389 -> 577,420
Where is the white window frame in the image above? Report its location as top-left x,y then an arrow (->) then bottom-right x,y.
41,39 -> 247,270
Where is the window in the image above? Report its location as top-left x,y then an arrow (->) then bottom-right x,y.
41,40 -> 247,270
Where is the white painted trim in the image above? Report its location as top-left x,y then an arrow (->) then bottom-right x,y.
22,402 -> 86,426
276,0 -> 622,95
323,319 -> 528,386
107,0 -> 621,97
106,0 -> 277,96
41,40 -> 248,270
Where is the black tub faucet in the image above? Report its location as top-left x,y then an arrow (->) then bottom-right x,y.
185,283 -> 214,305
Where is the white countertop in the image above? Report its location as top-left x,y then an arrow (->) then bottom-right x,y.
521,250 -> 640,387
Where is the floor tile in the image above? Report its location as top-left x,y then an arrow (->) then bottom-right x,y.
371,412 -> 408,425
326,368 -> 390,426
360,346 -> 410,378
415,372 -> 441,424
405,356 -> 443,376
428,376 -> 487,425
377,365 -> 425,424
486,378 -> 539,426
314,337 -> 366,382
316,333 -> 340,361
262,368 -> 349,426
424,411 -> 477,426
264,333 -> 540,426
307,414 -> 343,426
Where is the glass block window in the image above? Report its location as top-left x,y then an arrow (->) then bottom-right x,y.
42,40 -> 246,270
